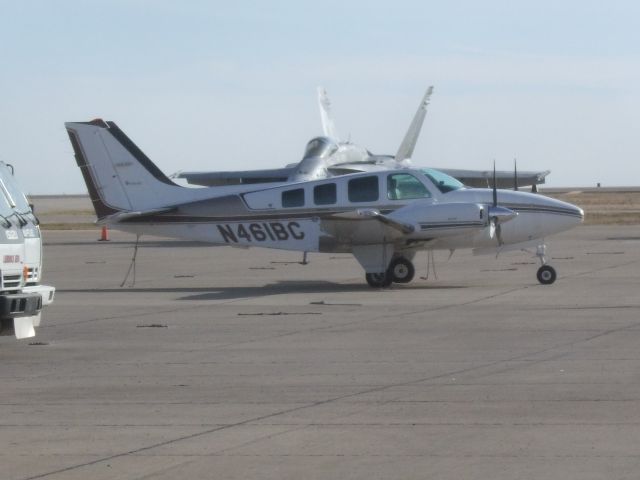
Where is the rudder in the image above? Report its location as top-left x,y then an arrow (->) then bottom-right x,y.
66,120 -> 184,219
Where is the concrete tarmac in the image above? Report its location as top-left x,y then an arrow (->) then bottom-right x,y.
3,225 -> 640,479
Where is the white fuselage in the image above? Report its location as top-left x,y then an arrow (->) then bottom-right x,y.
114,169 -> 583,255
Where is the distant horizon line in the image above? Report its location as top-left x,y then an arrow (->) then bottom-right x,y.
27,185 -> 640,198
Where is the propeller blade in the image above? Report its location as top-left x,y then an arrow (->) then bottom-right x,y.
495,222 -> 504,246
488,207 -> 517,246
487,162 -> 516,246
514,158 -> 519,191
492,161 -> 497,207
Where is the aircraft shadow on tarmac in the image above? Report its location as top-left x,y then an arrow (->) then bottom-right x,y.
60,281 -> 468,302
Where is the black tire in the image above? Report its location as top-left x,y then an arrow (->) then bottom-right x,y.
536,265 -> 557,285
389,257 -> 415,283
366,272 -> 393,288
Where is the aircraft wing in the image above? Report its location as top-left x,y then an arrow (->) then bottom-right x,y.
96,207 -> 178,225
172,168 -> 294,187
320,209 -> 412,245
321,203 -> 486,246
325,162 -> 550,189
436,168 -> 551,189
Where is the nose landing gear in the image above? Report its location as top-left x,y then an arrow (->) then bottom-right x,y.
535,244 -> 557,285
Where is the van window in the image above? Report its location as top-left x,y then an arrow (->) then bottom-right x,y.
0,163 -> 31,214
387,173 -> 431,200
348,176 -> 379,202
282,188 -> 305,207
314,183 -> 336,205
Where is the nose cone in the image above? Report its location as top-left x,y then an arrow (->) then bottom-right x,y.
554,197 -> 584,223
538,195 -> 584,229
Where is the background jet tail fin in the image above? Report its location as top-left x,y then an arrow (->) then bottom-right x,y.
66,120 -> 195,221
317,86 -> 340,140
395,86 -> 434,166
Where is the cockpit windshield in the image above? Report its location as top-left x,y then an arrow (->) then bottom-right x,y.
421,168 -> 465,193
303,137 -> 339,159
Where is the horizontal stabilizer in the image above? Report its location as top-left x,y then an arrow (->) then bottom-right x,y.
96,207 -> 177,225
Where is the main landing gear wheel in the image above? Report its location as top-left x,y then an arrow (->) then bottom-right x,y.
389,257 -> 415,284
536,265 -> 557,285
365,272 -> 393,288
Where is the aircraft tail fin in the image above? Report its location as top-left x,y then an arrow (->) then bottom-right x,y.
317,87 -> 340,140
395,86 -> 434,166
66,120 -> 188,222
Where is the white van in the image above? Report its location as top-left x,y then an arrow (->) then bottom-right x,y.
0,162 -> 55,339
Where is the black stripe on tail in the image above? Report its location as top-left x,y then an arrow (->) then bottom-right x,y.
105,121 -> 178,186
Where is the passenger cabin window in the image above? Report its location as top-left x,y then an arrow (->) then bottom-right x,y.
314,183 -> 337,205
282,188 -> 305,207
387,173 -> 431,200
348,176 -> 379,202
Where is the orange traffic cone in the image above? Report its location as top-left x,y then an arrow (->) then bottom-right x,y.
98,225 -> 110,241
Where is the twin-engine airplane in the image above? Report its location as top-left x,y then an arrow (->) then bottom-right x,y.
66,120 -> 583,287
174,87 -> 551,190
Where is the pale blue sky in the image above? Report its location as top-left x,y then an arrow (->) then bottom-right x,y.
1,0 -> 639,193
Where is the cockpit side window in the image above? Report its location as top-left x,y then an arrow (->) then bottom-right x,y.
282,188 -> 305,208
348,176 -> 379,203
387,173 -> 431,200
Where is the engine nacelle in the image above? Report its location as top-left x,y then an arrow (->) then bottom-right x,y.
389,201 -> 488,239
